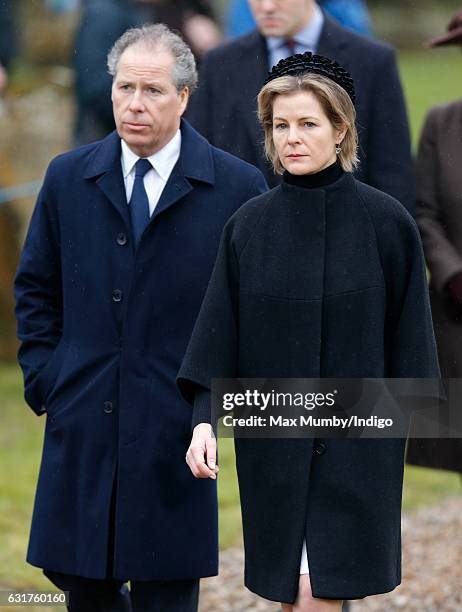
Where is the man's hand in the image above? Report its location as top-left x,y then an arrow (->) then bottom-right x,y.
186,423 -> 219,479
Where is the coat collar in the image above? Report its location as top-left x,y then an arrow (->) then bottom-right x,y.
83,131 -> 130,228
150,119 -> 215,223
83,119 -> 215,229
84,119 -> 214,184
175,118 -> 215,185
236,31 -> 269,144
316,13 -> 352,67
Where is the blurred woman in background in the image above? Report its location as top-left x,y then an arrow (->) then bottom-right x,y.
406,8 -> 462,477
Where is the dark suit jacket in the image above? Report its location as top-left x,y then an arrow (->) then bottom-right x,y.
187,14 -> 414,211
14,119 -> 267,580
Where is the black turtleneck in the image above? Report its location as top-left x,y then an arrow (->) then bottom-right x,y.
283,160 -> 344,189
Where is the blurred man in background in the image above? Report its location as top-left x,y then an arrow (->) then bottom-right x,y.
188,0 -> 414,212
226,0 -> 373,38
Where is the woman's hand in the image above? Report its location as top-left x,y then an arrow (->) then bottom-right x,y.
186,423 -> 219,479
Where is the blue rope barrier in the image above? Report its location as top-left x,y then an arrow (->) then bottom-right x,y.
0,181 -> 42,205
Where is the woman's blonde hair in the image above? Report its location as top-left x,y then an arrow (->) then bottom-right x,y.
257,72 -> 359,174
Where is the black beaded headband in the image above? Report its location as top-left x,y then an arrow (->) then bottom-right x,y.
265,51 -> 356,105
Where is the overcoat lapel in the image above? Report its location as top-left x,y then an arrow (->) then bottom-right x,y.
150,166 -> 193,222
316,14 -> 351,72
238,32 -> 269,146
150,120 -> 215,222
95,168 -> 130,228
84,131 -> 131,230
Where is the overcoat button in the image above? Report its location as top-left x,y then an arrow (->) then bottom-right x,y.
116,233 -> 128,246
313,442 -> 327,455
104,401 -> 114,414
112,289 -> 123,302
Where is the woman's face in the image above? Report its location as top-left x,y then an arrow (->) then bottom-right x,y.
272,90 -> 346,175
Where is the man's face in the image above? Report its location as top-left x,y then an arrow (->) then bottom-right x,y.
112,44 -> 188,157
248,0 -> 314,38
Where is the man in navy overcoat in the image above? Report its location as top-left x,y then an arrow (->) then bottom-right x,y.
14,23 -> 266,612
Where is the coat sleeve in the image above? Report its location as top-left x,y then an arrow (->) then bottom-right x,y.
14,164 -> 64,415
365,47 -> 414,214
415,107 -> 462,293
177,219 -> 240,425
380,206 -> 440,378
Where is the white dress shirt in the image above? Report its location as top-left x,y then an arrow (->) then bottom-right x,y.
120,129 -> 182,217
266,3 -> 324,69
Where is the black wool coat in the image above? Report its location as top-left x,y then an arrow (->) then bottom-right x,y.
14,120 -> 267,580
178,172 -> 439,602
186,13 -> 414,212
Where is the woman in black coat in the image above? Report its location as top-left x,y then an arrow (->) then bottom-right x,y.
177,53 -> 439,610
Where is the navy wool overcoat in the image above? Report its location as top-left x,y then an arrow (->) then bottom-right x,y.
14,119 -> 267,580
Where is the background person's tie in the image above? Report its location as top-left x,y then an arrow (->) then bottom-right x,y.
129,158 -> 152,245
284,38 -> 297,56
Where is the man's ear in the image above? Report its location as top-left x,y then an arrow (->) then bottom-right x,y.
179,86 -> 189,116
110,79 -> 116,104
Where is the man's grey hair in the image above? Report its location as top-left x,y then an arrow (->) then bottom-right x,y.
107,23 -> 198,93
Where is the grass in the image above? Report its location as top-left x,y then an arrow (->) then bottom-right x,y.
398,48 -> 462,149
0,365 -> 48,592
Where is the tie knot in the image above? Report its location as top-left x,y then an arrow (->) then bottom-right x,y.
284,38 -> 297,55
135,158 -> 152,178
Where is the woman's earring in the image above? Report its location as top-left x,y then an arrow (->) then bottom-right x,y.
335,144 -> 342,155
